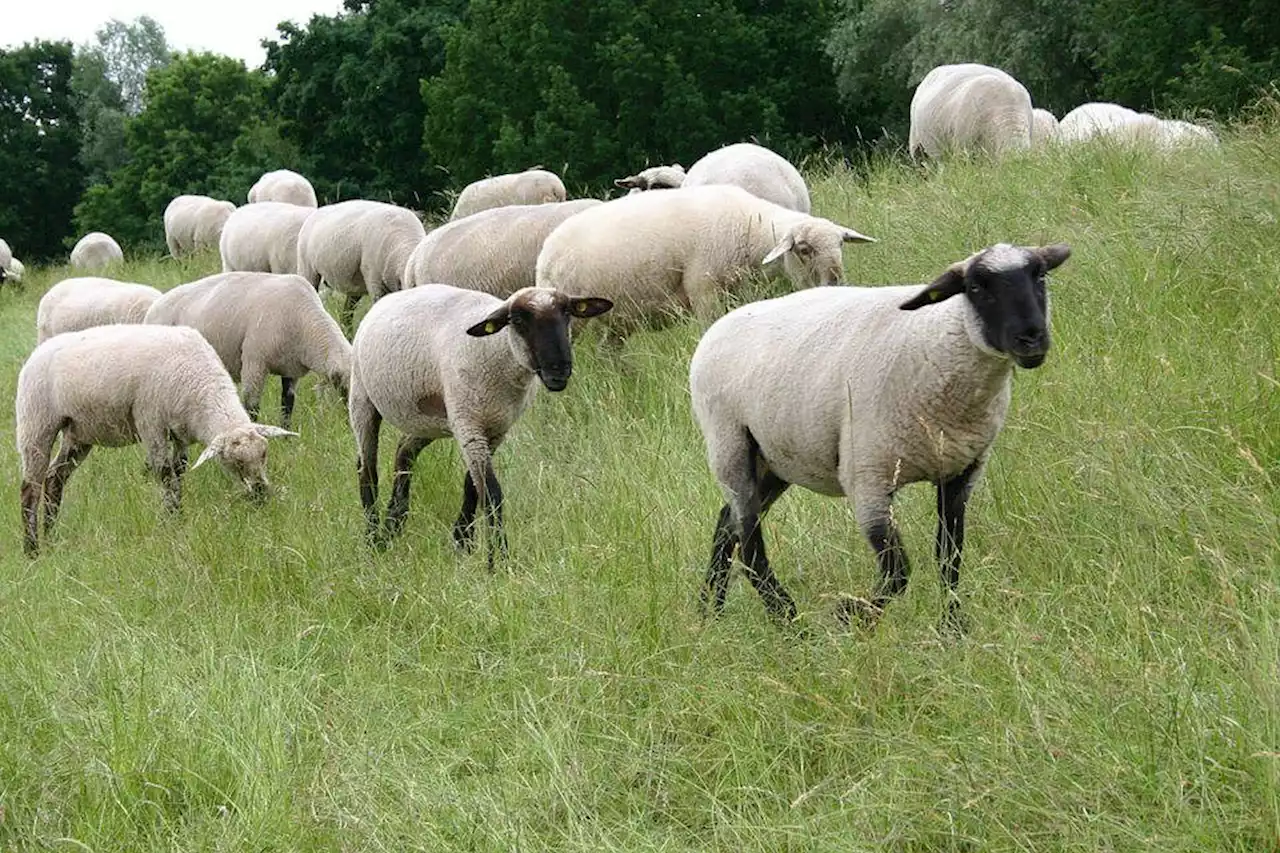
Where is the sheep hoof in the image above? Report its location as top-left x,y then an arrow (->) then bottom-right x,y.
938,605 -> 969,638
834,595 -> 883,631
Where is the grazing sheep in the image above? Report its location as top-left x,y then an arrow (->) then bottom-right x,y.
144,271 -> 351,429
295,199 -> 427,334
16,324 -> 297,555
403,199 -> 604,295
163,195 -> 237,258
450,168 -> 567,220
614,164 -> 687,193
219,201 -> 315,275
36,277 -> 163,344
682,143 -> 811,213
535,184 -> 875,345
248,169 -> 318,208
1156,119 -> 1219,149
0,239 -> 12,284
1031,108 -> 1060,146
7,258 -> 24,284
909,63 -> 1034,159
689,242 -> 1071,632
1058,102 -> 1162,144
69,232 -> 124,271
349,284 -> 612,562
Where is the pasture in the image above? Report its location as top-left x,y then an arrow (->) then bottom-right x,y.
0,126 -> 1277,851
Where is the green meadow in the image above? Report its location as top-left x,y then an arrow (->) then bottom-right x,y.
0,122 -> 1277,851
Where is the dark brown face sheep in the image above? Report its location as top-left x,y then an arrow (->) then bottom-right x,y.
348,285 -> 612,566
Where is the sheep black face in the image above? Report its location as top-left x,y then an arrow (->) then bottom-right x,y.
466,287 -> 613,391
899,243 -> 1071,368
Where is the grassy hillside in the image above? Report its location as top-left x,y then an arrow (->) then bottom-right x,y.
0,122 -> 1277,851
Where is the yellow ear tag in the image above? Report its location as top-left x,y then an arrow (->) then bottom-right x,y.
484,321 -> 497,333
929,290 -> 941,301
575,301 -> 589,315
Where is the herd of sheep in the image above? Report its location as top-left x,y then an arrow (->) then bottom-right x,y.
10,60 -> 1219,630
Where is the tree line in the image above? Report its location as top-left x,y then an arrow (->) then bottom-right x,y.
1,0 -> 1277,260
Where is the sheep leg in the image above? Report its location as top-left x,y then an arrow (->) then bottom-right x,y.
383,434 -> 432,539
702,473 -> 790,618
280,377 -> 297,430
839,491 -> 911,629
19,427 -> 58,556
146,439 -> 185,513
42,440 -> 93,536
452,470 -> 479,550
339,293 -> 360,338
457,433 -> 501,570
936,461 -> 981,635
352,402 -> 384,548
241,364 -> 267,424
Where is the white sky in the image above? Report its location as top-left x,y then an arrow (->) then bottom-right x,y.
6,0 -> 348,68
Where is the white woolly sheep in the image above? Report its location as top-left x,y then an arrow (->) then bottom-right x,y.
219,201 -> 315,275
0,239 -> 12,284
164,195 -> 237,258
36,276 -> 163,344
144,271 -> 351,429
1031,108 -> 1060,146
909,63 -> 1034,159
689,241 -> 1071,632
535,184 -> 875,346
349,284 -> 612,562
449,169 -> 567,220
1156,119 -> 1219,149
16,324 -> 297,555
248,169 -> 318,208
7,258 -> 24,284
614,164 -> 687,193
403,199 -> 603,295
682,143 -> 811,213
1058,102 -> 1162,144
69,232 -> 124,271
295,199 -> 427,334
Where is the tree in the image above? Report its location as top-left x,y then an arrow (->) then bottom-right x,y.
0,41 -> 85,261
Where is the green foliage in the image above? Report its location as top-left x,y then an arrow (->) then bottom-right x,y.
423,0 -> 842,194
0,41 -> 85,262
263,0 -> 467,208
73,52 -> 271,250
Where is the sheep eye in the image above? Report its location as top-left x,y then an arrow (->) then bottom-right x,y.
511,311 -> 530,327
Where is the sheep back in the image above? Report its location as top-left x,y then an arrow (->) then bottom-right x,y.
164,195 -> 237,258
683,143 -> 811,213
248,169 -> 318,207
36,277 -> 163,344
220,202 -> 315,274
909,63 -> 1034,158
296,200 -> 426,298
450,169 -> 567,220
69,232 -> 124,271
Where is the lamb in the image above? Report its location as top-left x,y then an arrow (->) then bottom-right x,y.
248,169 -> 318,208
614,164 -> 687,193
143,271 -> 351,429
295,199 -> 427,334
682,143 -> 811,213
534,184 -> 875,345
449,168 -> 567,220
163,195 -> 236,258
349,284 -> 612,563
69,232 -> 124,271
402,199 -> 603,295
16,324 -> 297,555
1031,108 -> 1060,146
0,239 -> 11,284
688,241 -> 1071,633
219,201 -> 315,275
909,63 -> 1034,159
36,276 -> 164,344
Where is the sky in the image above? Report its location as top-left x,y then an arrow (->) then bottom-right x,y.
6,0 -> 348,68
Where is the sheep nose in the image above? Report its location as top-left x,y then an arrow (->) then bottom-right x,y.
1014,329 -> 1047,353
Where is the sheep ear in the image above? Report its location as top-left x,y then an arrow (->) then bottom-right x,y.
900,265 -> 966,310
466,304 -> 510,337
614,176 -> 640,189
252,424 -> 299,439
841,227 -> 877,244
762,234 -> 795,265
191,438 -> 224,471
567,297 -> 614,319
1036,243 -> 1071,271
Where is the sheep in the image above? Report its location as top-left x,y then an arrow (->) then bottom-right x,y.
69,232 -> 124,271
0,238 -> 11,284
219,201 -> 315,275
688,241 -> 1072,633
1156,119 -> 1219,149
163,195 -> 237,258
295,199 -> 427,334
248,169 -> 318,208
682,143 -> 811,213
909,63 -> 1034,159
349,284 -> 613,563
143,271 -> 351,429
1058,102 -> 1163,145
402,199 -> 604,295
449,168 -> 567,220
36,276 -> 164,344
16,324 -> 297,555
1031,108 -> 1060,146
614,164 -> 687,193
534,184 -> 875,346
7,258 -> 24,284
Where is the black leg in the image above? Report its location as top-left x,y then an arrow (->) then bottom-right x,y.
738,492 -> 797,623
452,469 -> 479,550
383,434 -> 432,539
21,480 -> 41,557
484,466 -> 506,559
355,410 -> 383,548
42,442 -> 92,534
340,293 -> 359,338
702,503 -> 738,617
936,461 -> 981,634
280,376 -> 297,430
867,518 -> 910,609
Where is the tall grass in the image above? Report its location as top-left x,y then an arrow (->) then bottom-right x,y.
0,126 -> 1276,851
